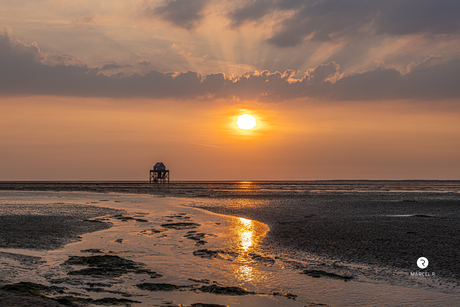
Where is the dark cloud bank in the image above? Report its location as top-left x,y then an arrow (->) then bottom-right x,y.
1,32 -> 459,101
145,0 -> 210,30
231,0 -> 460,47
147,0 -> 460,46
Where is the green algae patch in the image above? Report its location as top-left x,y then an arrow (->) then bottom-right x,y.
197,285 -> 255,295
1,282 -> 67,297
54,295 -> 142,306
191,304 -> 229,307
92,297 -> 142,306
161,222 -> 201,230
136,283 -> 256,296
65,255 -> 163,278
65,255 -> 134,267
81,249 -> 104,253
136,283 -> 186,292
302,269 -> 354,281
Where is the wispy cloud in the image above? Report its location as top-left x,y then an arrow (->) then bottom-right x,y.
71,14 -> 99,26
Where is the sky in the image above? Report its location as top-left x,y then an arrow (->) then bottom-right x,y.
1,0 -> 459,180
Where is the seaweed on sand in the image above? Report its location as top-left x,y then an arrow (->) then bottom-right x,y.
190,304 -> 229,307
1,282 -> 141,307
136,283 -> 254,296
54,296 -> 142,306
302,269 -> 353,281
1,282 -> 67,297
65,255 -> 163,278
161,222 -> 201,230
197,285 -> 255,295
136,283 -> 186,291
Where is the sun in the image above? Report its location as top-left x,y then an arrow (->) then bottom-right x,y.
237,114 -> 257,130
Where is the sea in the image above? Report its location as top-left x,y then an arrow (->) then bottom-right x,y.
1,180 -> 459,305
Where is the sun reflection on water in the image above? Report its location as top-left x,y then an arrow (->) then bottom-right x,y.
238,218 -> 254,251
225,207 -> 271,284
235,265 -> 254,282
237,182 -> 253,190
229,216 -> 269,257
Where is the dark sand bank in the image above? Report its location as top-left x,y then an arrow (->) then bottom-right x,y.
0,203 -> 121,250
0,288 -> 68,307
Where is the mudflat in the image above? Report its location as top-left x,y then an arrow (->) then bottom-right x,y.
0,288 -> 68,307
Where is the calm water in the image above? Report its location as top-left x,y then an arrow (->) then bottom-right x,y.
1,181 -> 460,286
1,180 -> 460,196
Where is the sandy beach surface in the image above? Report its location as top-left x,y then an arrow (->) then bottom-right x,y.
0,190 -> 459,306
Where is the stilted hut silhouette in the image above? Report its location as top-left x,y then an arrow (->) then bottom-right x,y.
149,162 -> 169,183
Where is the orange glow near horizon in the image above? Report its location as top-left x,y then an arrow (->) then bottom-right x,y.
1,97 -> 460,181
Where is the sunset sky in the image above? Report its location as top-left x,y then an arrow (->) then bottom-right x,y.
1,0 -> 459,180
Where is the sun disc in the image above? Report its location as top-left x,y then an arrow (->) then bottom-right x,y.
237,114 -> 257,130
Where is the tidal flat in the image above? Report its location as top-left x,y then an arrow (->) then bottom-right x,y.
0,188 -> 458,306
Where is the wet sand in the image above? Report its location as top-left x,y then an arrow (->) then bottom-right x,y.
0,191 -> 310,306
0,196 -> 122,306
0,288 -> 68,307
192,194 -> 460,284
0,202 -> 120,250
0,190 -> 459,306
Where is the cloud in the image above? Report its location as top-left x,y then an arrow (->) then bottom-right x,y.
145,0 -> 210,31
227,0 -> 460,47
43,53 -> 85,66
1,30 -> 459,102
0,28 -> 85,66
102,63 -> 134,71
101,63 -> 124,70
71,14 -> 99,26
137,59 -> 151,67
228,0 -> 275,28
